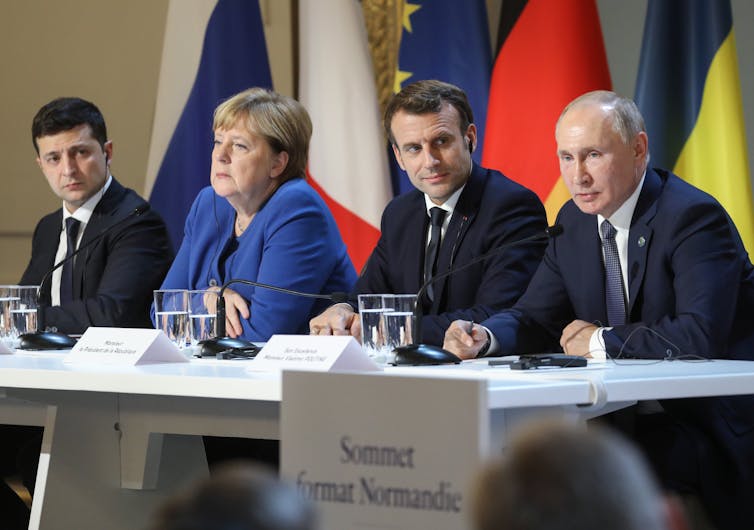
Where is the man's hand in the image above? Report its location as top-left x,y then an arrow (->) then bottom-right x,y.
560,319 -> 598,357
309,303 -> 361,340
209,286 -> 250,338
443,320 -> 488,360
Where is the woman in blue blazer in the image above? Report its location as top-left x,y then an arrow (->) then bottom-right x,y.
158,88 -> 356,341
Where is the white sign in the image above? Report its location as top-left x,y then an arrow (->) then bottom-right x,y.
281,371 -> 487,530
65,327 -> 188,365
249,335 -> 380,372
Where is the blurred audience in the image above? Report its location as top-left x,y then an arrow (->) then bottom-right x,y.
150,463 -> 317,530
472,419 -> 688,530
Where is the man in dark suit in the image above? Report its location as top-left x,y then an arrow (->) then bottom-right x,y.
0,97 -> 173,528
20,97 -> 173,332
309,80 -> 547,345
444,90 -> 754,528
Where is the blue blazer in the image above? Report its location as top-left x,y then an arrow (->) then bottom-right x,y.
159,178 -> 357,341
484,168 -> 754,526
354,163 -> 548,345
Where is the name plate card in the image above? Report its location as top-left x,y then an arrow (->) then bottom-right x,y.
250,335 -> 380,372
281,372 -> 487,530
65,327 -> 188,365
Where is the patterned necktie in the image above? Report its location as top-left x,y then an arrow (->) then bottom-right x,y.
600,220 -> 626,326
60,217 -> 81,305
424,207 -> 447,302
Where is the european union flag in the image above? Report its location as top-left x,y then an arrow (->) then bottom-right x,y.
391,1 -> 492,195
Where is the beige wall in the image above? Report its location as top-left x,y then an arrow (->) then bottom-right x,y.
1,0 -> 753,284
0,0 -> 293,284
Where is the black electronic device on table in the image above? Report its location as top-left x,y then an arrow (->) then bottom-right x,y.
509,354 -> 587,370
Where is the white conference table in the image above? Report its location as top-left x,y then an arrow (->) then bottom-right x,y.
1,350 -> 753,530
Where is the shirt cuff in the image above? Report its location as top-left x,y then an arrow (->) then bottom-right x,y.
588,327 -> 608,361
478,326 -> 498,357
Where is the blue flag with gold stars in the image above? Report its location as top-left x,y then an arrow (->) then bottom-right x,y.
391,1 -> 492,195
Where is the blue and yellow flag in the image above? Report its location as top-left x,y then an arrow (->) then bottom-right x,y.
635,0 -> 754,254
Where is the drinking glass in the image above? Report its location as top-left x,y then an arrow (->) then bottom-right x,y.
358,294 -> 390,364
153,289 -> 189,349
381,294 -> 418,364
188,290 -> 218,348
0,285 -> 19,341
10,285 -> 40,339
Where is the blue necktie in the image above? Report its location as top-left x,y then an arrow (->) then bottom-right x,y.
424,207 -> 446,302
60,217 -> 81,305
601,220 -> 626,326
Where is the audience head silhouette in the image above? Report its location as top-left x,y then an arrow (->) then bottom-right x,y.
472,420 -> 685,530
150,463 -> 317,530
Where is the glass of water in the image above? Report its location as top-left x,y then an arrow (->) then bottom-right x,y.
188,289 -> 218,349
358,294 -> 390,364
10,285 -> 40,339
0,285 -> 20,341
381,294 -> 417,364
153,289 -> 189,349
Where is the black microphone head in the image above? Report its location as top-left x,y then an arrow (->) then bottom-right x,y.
545,224 -> 564,238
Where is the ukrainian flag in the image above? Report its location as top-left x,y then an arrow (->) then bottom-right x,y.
635,0 -> 754,255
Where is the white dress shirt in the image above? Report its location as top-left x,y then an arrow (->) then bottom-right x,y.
51,176 -> 112,306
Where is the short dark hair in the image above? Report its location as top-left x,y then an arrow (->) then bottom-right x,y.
473,420 -> 668,530
31,97 -> 108,153
383,80 -> 474,144
150,463 -> 317,530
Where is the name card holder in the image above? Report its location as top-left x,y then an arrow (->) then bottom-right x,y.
249,335 -> 380,372
65,327 -> 188,365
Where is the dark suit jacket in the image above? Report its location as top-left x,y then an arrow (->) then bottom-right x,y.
354,163 -> 548,345
20,178 -> 173,334
484,168 -> 754,526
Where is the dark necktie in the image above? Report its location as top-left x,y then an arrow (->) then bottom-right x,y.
424,207 -> 447,302
600,220 -> 626,326
60,217 -> 81,305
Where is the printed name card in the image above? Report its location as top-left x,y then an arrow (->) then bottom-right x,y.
64,327 -> 188,365
250,335 -> 381,372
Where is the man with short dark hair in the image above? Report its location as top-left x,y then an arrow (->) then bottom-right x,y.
0,97 -> 173,528
310,80 -> 547,345
21,96 -> 173,332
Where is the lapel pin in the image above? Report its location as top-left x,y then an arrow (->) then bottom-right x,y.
637,236 -> 646,247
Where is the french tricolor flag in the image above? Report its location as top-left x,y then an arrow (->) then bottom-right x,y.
145,0 -> 273,249
299,0 -> 391,271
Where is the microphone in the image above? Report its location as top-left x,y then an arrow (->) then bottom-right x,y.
18,204 -> 150,350
198,278 -> 349,357
392,224 -> 564,365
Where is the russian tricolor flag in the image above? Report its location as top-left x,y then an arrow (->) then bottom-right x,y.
145,0 -> 273,249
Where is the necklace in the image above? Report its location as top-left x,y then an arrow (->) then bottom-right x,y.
236,217 -> 246,234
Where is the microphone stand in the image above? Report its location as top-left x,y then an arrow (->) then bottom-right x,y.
198,278 -> 348,356
391,225 -> 564,365
18,205 -> 150,350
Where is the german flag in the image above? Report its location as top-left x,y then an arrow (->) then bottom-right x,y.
635,0 -> 754,255
482,0 -> 612,223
